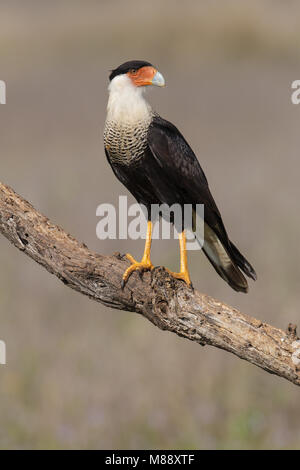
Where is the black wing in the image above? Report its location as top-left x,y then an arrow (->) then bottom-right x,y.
147,115 -> 256,292
148,116 -> 228,241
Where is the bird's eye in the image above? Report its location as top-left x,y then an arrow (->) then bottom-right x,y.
130,69 -> 138,75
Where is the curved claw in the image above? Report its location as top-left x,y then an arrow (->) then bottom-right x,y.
166,268 -> 192,287
122,253 -> 154,288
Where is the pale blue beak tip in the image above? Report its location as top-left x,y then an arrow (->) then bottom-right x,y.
152,71 -> 165,87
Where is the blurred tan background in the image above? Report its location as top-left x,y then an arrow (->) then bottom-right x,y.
0,0 -> 300,449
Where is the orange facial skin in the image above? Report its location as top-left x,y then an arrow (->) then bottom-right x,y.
127,66 -> 157,87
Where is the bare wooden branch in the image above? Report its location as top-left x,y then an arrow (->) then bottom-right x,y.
0,182 -> 299,386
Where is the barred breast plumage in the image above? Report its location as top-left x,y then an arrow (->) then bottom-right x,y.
104,113 -> 154,166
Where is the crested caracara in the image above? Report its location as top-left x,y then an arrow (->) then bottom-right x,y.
104,60 -> 256,292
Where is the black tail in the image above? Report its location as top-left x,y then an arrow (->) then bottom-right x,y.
230,241 -> 257,281
198,223 -> 256,293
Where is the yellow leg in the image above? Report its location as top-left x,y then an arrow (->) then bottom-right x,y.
122,221 -> 154,287
166,230 -> 192,286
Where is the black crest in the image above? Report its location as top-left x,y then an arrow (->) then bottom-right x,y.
109,60 -> 153,81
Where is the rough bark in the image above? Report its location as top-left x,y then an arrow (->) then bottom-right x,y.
0,182 -> 299,386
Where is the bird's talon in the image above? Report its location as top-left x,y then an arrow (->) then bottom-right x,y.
138,270 -> 143,280
122,253 -> 154,286
166,269 -> 192,287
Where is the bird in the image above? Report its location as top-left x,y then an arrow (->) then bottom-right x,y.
104,60 -> 256,292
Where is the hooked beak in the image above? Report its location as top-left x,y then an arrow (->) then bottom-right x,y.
151,71 -> 165,87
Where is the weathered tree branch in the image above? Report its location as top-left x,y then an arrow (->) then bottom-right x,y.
0,182 -> 299,386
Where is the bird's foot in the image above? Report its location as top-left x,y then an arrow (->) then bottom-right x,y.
165,268 -> 192,287
121,253 -> 154,288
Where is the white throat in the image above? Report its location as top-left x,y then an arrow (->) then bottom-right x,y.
106,74 -> 152,124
